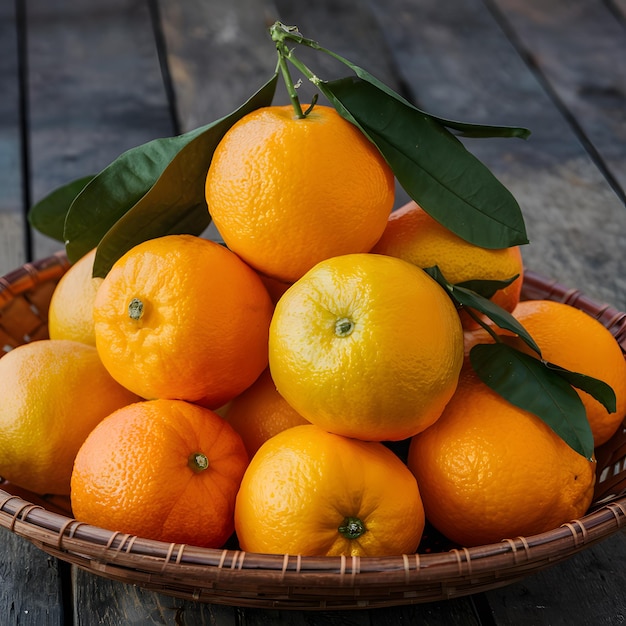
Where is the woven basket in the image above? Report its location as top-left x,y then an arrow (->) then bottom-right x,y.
1,253 -> 625,610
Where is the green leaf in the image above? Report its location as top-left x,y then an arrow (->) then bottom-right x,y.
470,343 -> 595,459
321,52 -> 531,139
319,76 -> 528,249
424,266 -> 541,355
455,275 -> 519,299
544,362 -> 616,413
27,175 -> 95,242
64,73 -> 278,274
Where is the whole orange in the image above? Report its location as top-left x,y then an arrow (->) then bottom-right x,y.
48,248 -> 102,346
268,253 -> 464,441
93,234 -> 274,408
205,104 -> 395,283
465,299 -> 626,447
371,201 -> 524,328
234,424 -> 425,556
71,398 -> 249,548
407,365 -> 596,547
223,368 -> 310,458
0,339 -> 140,495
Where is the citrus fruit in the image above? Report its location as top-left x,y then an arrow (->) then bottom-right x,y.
268,253 -> 464,441
234,424 -> 425,556
465,299 -> 626,447
205,104 -> 395,283
48,248 -> 102,345
407,365 -> 596,547
71,398 -> 249,548
223,368 -> 310,457
0,339 -> 140,495
371,200 -> 524,328
93,234 -> 274,409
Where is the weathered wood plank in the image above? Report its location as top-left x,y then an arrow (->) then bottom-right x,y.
609,0 -> 626,22
485,531 -> 626,624
0,0 -> 26,276
157,0 -> 279,131
0,529 -> 65,626
25,0 -> 175,263
490,0 -> 626,201
237,600 -> 482,625
368,0 -> 626,312
73,570 -> 238,625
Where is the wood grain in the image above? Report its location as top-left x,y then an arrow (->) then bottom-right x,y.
0,529 -> 65,626
0,0 -> 26,276
157,0 -> 279,131
490,0 -> 626,201
486,532 -> 626,624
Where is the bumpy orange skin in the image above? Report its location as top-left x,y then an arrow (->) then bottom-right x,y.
0,339 -> 140,495
223,368 -> 310,458
93,235 -> 274,409
371,201 -> 524,328
407,366 -> 596,547
205,105 -> 395,283
48,248 -> 102,346
71,399 -> 249,548
465,299 -> 626,447
268,253 -> 464,441
235,424 -> 425,557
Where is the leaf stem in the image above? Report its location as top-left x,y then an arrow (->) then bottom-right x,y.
464,306 -> 502,343
270,22 -> 326,117
276,48 -> 305,118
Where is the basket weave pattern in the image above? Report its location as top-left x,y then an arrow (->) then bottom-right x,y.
1,254 -> 625,609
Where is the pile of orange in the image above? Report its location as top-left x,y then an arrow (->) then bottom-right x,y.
1,102 -> 624,556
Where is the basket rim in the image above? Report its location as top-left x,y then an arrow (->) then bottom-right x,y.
1,252 -> 626,608
1,487 -> 625,577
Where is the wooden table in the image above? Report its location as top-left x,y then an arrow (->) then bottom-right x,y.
2,0 -> 625,623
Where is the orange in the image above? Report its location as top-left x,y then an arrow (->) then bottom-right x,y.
407,365 -> 596,547
223,368 -> 310,458
0,339 -> 140,495
371,201 -> 524,328
465,299 -> 626,447
205,104 -> 395,283
71,398 -> 249,548
48,248 -> 102,345
268,253 -> 464,441
93,234 -> 274,409
234,424 -> 425,556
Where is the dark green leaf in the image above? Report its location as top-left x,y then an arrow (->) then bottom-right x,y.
470,343 -> 595,459
27,175 -> 95,242
455,275 -> 519,299
325,54 -> 531,139
320,76 -> 528,249
64,73 -> 278,273
545,361 -> 616,413
424,266 -> 540,355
